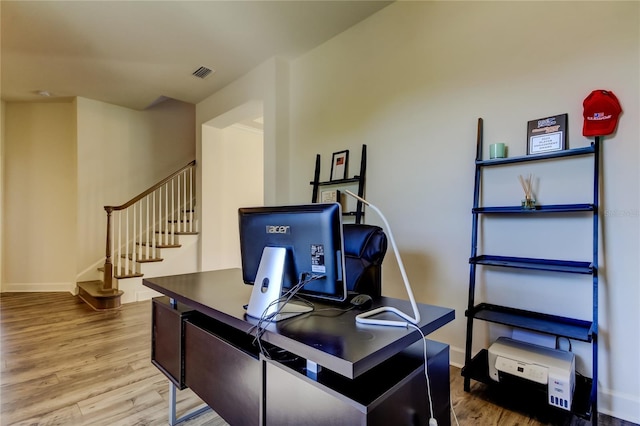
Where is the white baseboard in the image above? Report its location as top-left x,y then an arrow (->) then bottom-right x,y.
449,345 -> 465,369
598,387 -> 640,424
136,288 -> 163,301
3,282 -> 76,294
117,277 -> 165,304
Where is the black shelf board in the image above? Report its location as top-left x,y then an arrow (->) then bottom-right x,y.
310,176 -> 360,187
467,303 -> 593,341
462,349 -> 593,420
470,255 -> 593,274
473,204 -> 595,214
476,145 -> 595,166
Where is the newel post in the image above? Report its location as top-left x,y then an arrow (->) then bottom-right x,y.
103,207 -> 114,292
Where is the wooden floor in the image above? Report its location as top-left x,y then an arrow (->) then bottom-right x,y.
0,292 -> 635,426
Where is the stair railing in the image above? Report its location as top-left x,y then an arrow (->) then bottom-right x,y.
102,161 -> 196,292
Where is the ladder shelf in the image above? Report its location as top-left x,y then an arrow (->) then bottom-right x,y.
462,117 -> 599,424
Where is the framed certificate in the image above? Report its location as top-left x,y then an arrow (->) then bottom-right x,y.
320,189 -> 340,203
527,114 -> 567,155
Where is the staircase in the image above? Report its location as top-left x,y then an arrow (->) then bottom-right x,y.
78,161 -> 197,310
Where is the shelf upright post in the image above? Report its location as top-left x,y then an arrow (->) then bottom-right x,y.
463,118 -> 484,391
590,136 -> 600,425
355,144 -> 367,224
311,154 -> 321,204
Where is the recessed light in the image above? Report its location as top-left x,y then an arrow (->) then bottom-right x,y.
37,90 -> 51,97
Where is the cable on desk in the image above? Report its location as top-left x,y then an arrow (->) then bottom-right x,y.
248,273 -> 324,360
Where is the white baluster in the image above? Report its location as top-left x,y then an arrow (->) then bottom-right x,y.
152,190 -> 157,258
165,183 -> 169,246
117,211 -> 122,277
110,211 -> 115,278
145,195 -> 150,259
132,203 -> 137,268
190,167 -> 194,232
125,209 -> 129,275
138,201 -> 143,262
171,180 -> 175,245
176,174 -> 181,234
182,171 -> 187,233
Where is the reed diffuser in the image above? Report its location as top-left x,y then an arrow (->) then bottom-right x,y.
519,174 -> 536,209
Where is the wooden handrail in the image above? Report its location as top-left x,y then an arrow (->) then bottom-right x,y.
102,160 -> 196,293
104,160 -> 196,213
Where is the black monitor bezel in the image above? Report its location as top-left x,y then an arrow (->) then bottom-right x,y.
238,203 -> 347,303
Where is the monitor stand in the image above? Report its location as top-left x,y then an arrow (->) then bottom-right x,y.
246,247 -> 312,322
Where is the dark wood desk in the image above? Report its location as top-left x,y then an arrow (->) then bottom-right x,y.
144,269 -> 455,426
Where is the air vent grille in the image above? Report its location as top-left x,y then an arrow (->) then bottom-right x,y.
192,66 -> 214,79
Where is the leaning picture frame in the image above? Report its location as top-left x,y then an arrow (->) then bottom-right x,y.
320,189 -> 340,203
527,114 -> 568,155
320,189 -> 344,209
330,150 -> 349,181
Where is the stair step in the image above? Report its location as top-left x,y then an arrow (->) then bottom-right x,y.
77,281 -> 123,311
120,254 -> 163,263
154,230 -> 198,236
114,271 -> 144,279
136,242 -> 182,249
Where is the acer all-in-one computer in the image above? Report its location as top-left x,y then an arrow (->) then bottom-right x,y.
238,203 -> 347,321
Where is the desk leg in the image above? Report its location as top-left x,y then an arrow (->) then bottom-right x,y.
166,296 -> 209,425
168,382 -> 210,426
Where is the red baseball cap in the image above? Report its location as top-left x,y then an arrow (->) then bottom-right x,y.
582,90 -> 622,136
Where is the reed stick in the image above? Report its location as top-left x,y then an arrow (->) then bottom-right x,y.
519,174 -> 533,200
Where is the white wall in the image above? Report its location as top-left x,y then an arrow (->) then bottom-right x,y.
1,100 -> 6,288
76,97 -> 195,281
196,58 -> 289,271
200,123 -> 263,271
194,2 -> 638,420
3,101 -> 78,291
2,96 -> 195,290
288,1 -> 638,422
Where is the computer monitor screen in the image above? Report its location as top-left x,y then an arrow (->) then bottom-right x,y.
238,203 -> 347,303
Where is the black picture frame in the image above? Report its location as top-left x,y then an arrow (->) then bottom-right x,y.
527,114 -> 568,155
330,150 -> 349,181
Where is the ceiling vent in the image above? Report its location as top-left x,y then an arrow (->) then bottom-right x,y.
192,66 -> 214,79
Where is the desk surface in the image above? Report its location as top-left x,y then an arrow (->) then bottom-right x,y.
143,268 -> 454,379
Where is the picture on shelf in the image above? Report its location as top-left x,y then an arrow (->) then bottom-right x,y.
320,190 -> 344,209
320,189 -> 340,203
527,114 -> 567,155
330,150 -> 349,181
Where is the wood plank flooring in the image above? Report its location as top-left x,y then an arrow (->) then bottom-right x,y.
0,292 -> 635,426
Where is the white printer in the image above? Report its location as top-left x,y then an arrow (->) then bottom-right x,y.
488,336 -> 575,411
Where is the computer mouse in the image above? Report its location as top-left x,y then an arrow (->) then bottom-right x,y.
349,294 -> 373,309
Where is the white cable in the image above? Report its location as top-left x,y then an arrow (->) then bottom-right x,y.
451,394 -> 460,426
250,274 -> 322,358
344,190 -> 421,327
344,191 -> 460,424
408,324 -> 437,426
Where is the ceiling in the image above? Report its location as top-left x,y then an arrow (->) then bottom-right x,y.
1,1 -> 392,111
